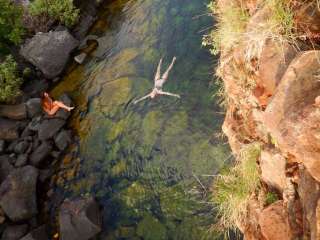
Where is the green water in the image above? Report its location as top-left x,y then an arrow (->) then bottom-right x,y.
53,0 -> 230,239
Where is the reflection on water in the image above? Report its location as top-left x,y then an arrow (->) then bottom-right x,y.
52,0 -> 229,239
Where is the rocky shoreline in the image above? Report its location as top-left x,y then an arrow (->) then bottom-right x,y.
215,0 -> 320,239
0,0 -> 105,239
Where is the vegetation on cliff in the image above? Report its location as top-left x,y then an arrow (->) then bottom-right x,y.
0,55 -> 22,102
211,143 -> 261,233
29,0 -> 80,28
0,0 -> 25,51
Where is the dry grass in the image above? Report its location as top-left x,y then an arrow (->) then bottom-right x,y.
211,143 -> 261,234
203,0 -> 297,60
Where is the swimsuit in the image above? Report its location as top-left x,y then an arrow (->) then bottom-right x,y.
155,78 -> 165,90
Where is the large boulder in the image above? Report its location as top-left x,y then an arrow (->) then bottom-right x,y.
258,40 -> 297,95
20,30 -> 79,79
19,225 -> 48,240
0,118 -> 20,140
38,119 -> 66,140
260,148 -> 287,193
0,166 -> 38,221
29,141 -> 52,166
263,51 -> 320,181
0,104 -> 27,120
1,224 -> 29,240
59,197 -> 101,240
54,130 -> 72,151
259,201 -> 293,240
25,98 -> 42,118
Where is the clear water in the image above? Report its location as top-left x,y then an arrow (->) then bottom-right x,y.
52,0 -> 230,239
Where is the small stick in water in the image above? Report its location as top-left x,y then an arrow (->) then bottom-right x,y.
134,56 -> 180,104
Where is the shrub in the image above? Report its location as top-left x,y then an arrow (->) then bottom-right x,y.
211,143 -> 261,233
0,0 -> 25,45
29,0 -> 80,27
0,55 -> 23,103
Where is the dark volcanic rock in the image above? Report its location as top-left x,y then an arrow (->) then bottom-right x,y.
54,130 -> 72,151
59,197 -> 102,240
27,117 -> 41,132
0,166 -> 38,222
29,141 -> 52,166
22,79 -> 49,99
20,225 -> 48,240
15,154 -> 28,167
0,119 -> 20,140
20,30 -> 79,79
0,155 -> 14,183
2,224 -> 29,240
0,104 -> 27,120
26,98 -> 42,118
14,141 -> 30,154
38,119 -> 65,140
0,140 -> 5,153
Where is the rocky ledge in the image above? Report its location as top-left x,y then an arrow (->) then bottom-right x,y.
0,0 -> 105,239
216,0 -> 320,239
0,94 -> 103,239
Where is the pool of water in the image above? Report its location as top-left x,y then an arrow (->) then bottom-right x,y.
52,0 -> 230,239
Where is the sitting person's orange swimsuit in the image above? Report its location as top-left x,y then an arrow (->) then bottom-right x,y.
42,92 -> 74,116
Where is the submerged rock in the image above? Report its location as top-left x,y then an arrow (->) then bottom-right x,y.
74,52 -> 87,64
20,30 -> 79,79
54,130 -> 72,151
59,197 -> 101,240
0,104 -> 27,120
0,166 -> 38,222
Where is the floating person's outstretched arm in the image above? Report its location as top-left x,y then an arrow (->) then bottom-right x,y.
133,93 -> 152,104
158,90 -> 180,99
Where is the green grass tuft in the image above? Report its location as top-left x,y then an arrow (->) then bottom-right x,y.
211,143 -> 261,233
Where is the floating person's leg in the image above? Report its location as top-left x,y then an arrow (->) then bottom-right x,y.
161,56 -> 176,82
154,58 -> 163,82
133,93 -> 152,104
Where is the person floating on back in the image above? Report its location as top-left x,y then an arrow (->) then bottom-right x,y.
42,92 -> 74,116
134,57 -> 180,104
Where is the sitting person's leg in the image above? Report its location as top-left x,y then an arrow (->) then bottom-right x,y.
44,105 -> 60,116
53,101 -> 74,111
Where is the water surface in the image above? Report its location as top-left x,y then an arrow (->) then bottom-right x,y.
52,0 -> 229,239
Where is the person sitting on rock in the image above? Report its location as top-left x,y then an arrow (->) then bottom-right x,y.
134,57 -> 180,104
42,92 -> 74,116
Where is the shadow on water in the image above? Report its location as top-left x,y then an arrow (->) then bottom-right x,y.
52,0 -> 231,239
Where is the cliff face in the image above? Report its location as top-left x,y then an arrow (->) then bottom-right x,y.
214,0 -> 320,239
